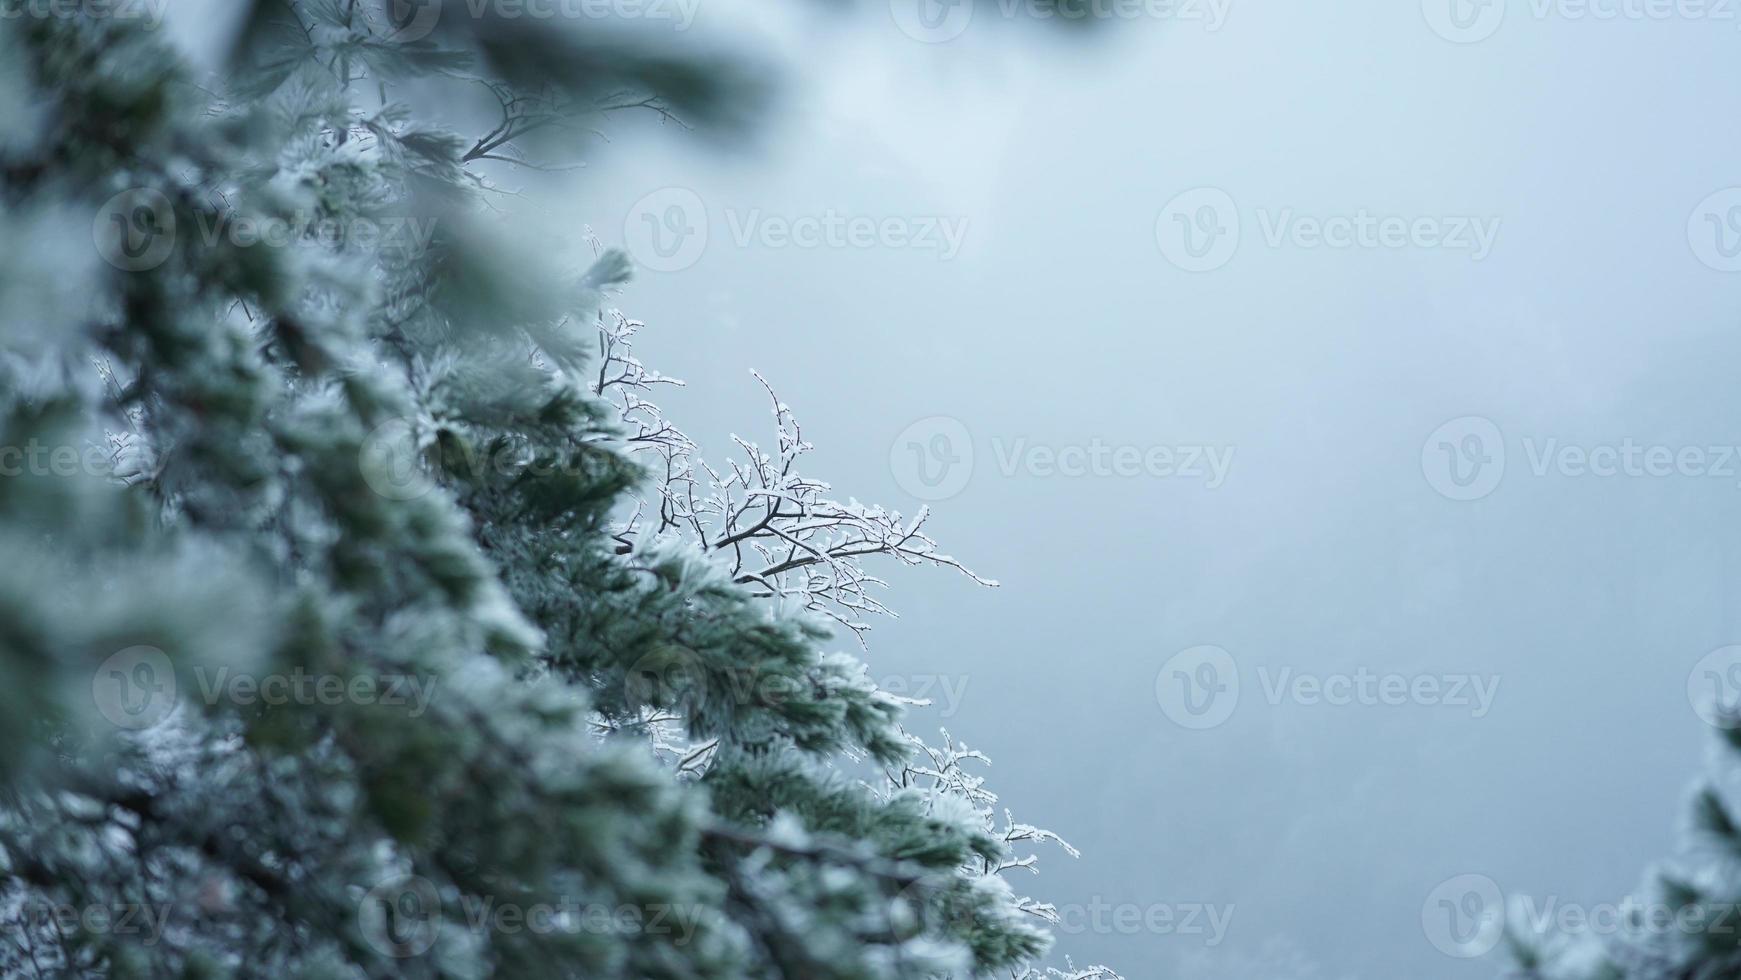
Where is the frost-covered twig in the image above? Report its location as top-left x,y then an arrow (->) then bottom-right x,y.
591,307 -> 994,644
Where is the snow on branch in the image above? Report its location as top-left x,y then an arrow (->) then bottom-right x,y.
591,308 -> 994,644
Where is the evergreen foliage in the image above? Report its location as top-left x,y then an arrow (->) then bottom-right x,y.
0,5 -> 1116,978
1505,725 -> 1741,980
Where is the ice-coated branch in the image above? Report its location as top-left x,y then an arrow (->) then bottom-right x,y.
590,313 -> 994,644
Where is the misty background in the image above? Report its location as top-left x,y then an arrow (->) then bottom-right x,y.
166,0 -> 1741,975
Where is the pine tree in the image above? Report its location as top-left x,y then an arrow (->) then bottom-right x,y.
0,3 -> 1118,978
1503,725 -> 1741,979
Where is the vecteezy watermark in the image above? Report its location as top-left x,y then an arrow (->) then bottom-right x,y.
1422,416 -> 1741,501
361,0 -> 702,43
1689,645 -> 1741,727
1152,188 -> 1240,272
865,672 -> 972,717
889,0 -> 1231,43
1254,667 -> 1500,717
459,0 -> 700,27
889,416 -> 975,502
94,188 -> 176,272
90,646 -> 439,729
359,875 -> 715,958
1518,437 -> 1741,485
1050,899 -> 1233,944
624,187 -> 708,273
1423,0 -> 1741,43
1421,416 -> 1506,501
0,0 -> 169,28
1251,208 -> 1501,259
622,187 -> 969,272
360,418 -> 437,501
5,900 -> 173,947
723,210 -> 969,260
1421,874 -> 1507,957
0,439 -> 125,480
93,187 -> 439,273
1421,872 -> 1741,958
888,416 -> 1234,502
991,439 -> 1234,488
1154,187 -> 1502,271
893,875 -> 1233,945
1420,0 -> 1507,42
624,644 -> 708,711
357,417 -> 626,501
186,211 -> 440,258
456,896 -> 710,946
623,645 -> 972,717
1156,646 -> 1501,729
92,646 -> 178,730
1153,645 -> 1240,730
1689,188 -> 1741,271
361,875 -> 444,958
192,667 -> 438,718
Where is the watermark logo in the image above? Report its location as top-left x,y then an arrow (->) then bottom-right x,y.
360,874 -> 443,958
1258,666 -> 1500,717
1012,0 -> 1230,28
1423,872 -> 1741,958
445,0 -> 702,27
891,416 -> 975,501
92,645 -> 177,729
893,875 -> 1232,943
379,0 -> 444,42
623,653 -> 970,717
0,0 -> 170,28
1690,188 -> 1741,272
892,0 -> 1230,40
1422,0 -> 1506,42
360,418 -> 435,501
93,189 -> 435,272
92,647 -> 439,728
1422,415 -> 1505,501
624,644 -> 708,711
890,420 -> 1232,502
456,896 -> 709,944
1424,419 -> 1741,500
1157,647 -> 1502,728
625,189 -> 968,268
1422,874 -> 1505,957
1156,188 -> 1241,272
626,187 -> 709,273
0,439 -> 126,480
1158,190 -> 1502,270
723,210 -> 969,259
875,673 -> 972,717
189,211 -> 439,257
195,667 -> 438,718
1254,209 -> 1500,258
1690,645 -> 1741,727
6,901 -> 173,947
992,438 -> 1233,487
357,418 -> 629,500
1155,645 -> 1240,730
1427,0 -> 1741,42
94,188 -> 176,272
890,0 -> 975,41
